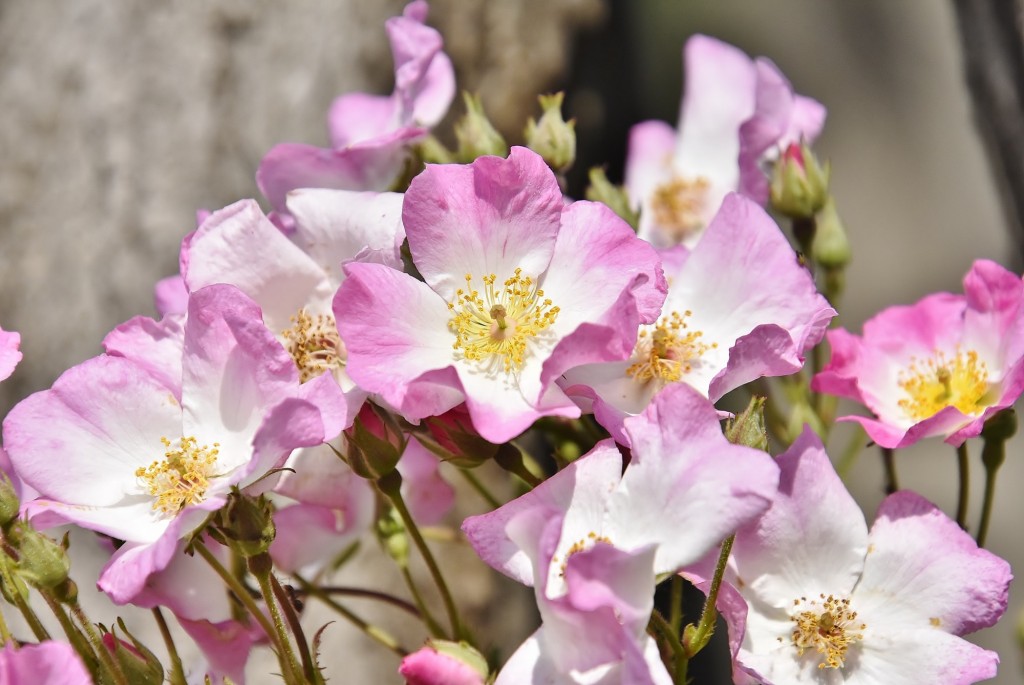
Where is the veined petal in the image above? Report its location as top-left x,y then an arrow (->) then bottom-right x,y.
730,428 -> 866,609
183,199 -> 329,333
3,355 -> 181,506
328,92 -> 401,148
610,384 -> 778,574
674,35 -> 757,194
403,147 -> 563,302
335,262 -> 465,420
103,313 -> 185,398
286,188 -> 406,283
256,136 -> 421,214
854,491 -> 1010,636
843,629 -> 998,685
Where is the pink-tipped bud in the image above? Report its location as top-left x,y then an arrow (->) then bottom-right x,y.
399,640 -> 488,685
422,405 -> 497,468
770,142 -> 830,219
345,403 -> 407,479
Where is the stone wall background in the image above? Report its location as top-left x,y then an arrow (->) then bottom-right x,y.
1,1 -> 1023,683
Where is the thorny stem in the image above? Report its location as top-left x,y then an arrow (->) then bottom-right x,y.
270,574 -> 320,684
69,599 -> 128,685
683,536 -> 734,659
0,551 -> 49,642
251,557 -> 304,685
299,586 -> 421,619
39,591 -> 96,675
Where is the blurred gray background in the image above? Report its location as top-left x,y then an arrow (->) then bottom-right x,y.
1,0 -> 1022,682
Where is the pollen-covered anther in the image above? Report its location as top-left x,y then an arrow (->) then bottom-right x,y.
282,308 -> 346,383
627,310 -> 717,384
897,348 -> 990,420
789,594 -> 866,670
650,175 -> 711,242
448,268 -> 560,374
136,436 -> 221,515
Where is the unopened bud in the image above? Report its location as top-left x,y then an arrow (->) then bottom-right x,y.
422,405 -> 497,468
525,92 -> 576,173
103,619 -> 164,685
14,526 -> 70,589
0,472 -> 19,529
345,403 -> 406,480
454,92 -> 508,162
399,639 -> 489,685
584,167 -> 639,230
217,491 -> 276,559
770,143 -> 830,219
725,397 -> 769,451
812,197 -> 851,270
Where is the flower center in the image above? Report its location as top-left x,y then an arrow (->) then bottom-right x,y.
649,175 -> 710,242
788,594 -> 865,670
136,436 -> 221,515
626,310 -> 717,384
897,348 -> 990,421
447,268 -> 560,374
282,309 -> 346,383
552,531 -> 614,578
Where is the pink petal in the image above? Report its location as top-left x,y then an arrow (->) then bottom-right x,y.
270,501 -> 370,574
624,120 -> 676,208
855,491 -> 1011,636
398,436 -> 454,525
103,313 -> 185,398
177,616 -> 261,685
0,326 -> 21,383
154,274 -> 189,317
845,629 -> 998,685
0,642 -> 92,685
328,92 -> 401,148
403,147 -> 563,302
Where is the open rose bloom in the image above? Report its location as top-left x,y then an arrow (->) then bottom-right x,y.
697,429 -> 1011,684
814,259 -> 1024,447
625,34 -> 825,247
336,146 -> 666,443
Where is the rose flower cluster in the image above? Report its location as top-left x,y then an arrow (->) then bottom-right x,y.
0,3 -> 1017,684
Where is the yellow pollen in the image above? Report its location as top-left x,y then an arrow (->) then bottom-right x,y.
789,594 -> 865,670
627,310 -> 717,383
135,436 -> 221,515
897,348 -> 990,420
447,269 -> 560,374
282,309 -> 346,383
650,175 -> 711,242
559,533 -> 613,577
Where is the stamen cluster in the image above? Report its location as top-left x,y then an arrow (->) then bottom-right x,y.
789,594 -> 865,670
650,176 -> 710,242
136,436 -> 221,515
447,268 -> 560,374
282,309 -> 346,383
627,310 -> 716,383
897,348 -> 990,420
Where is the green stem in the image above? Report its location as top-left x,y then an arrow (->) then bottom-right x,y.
69,599 -> 128,685
270,574 -> 319,684
293,574 -> 407,656
684,536 -> 735,658
303,586 -> 421,619
836,427 -> 866,478
400,565 -> 446,638
151,608 -> 187,685
880,447 -> 898,495
0,595 -> 12,645
251,558 -> 303,685
378,471 -> 465,641
956,443 -> 970,529
669,575 -> 684,635
458,468 -> 501,509
648,609 -> 686,685
39,591 -> 96,673
194,540 -> 281,655
977,443 -> 1007,548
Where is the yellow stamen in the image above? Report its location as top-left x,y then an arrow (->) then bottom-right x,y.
650,175 -> 711,242
627,310 -> 717,384
897,348 -> 990,420
136,436 -> 221,515
282,309 -> 346,383
448,269 -> 560,374
788,594 -> 865,670
556,531 -> 613,578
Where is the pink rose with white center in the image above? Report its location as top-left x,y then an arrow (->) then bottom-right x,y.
183,191 -> 406,432
463,384 -> 779,681
698,429 -> 1010,684
563,193 -> 834,443
813,259 -> 1024,448
257,0 -> 454,222
626,34 -> 825,247
335,146 -> 667,443
2,285 -> 347,603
